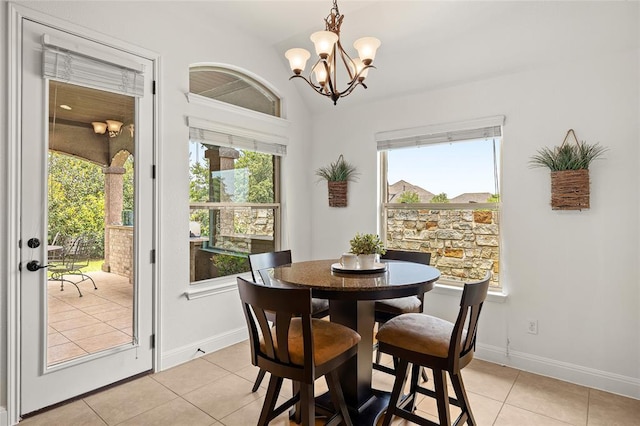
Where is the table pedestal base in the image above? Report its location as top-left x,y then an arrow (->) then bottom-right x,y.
316,389 -> 390,426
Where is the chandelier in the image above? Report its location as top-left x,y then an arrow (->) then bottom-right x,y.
284,0 -> 380,105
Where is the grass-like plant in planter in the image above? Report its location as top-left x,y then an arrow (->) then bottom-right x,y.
529,129 -> 607,210
316,154 -> 359,207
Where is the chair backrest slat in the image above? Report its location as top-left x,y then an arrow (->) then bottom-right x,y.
248,250 -> 292,282
381,249 -> 431,265
450,272 -> 491,364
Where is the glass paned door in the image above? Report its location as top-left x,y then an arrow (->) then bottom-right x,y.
20,19 -> 154,415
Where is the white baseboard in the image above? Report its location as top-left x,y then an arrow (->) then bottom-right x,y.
160,327 -> 248,371
476,343 -> 640,400
0,407 -> 7,426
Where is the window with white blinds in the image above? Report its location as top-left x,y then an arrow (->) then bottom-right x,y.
188,127 -> 287,157
377,116 -> 504,290
376,116 -> 504,151
42,35 -> 144,97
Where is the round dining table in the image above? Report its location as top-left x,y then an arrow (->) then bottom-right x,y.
271,258 -> 440,425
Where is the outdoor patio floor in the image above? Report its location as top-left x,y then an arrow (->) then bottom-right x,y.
47,271 -> 133,365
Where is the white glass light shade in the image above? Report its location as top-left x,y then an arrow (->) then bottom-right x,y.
353,37 -> 381,65
352,58 -> 369,81
91,122 -> 107,134
285,48 -> 311,75
312,64 -> 328,86
106,120 -> 123,133
310,31 -> 338,59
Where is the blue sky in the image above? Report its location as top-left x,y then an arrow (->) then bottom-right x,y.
387,138 -> 500,198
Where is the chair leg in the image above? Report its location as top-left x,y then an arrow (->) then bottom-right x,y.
433,369 -> 452,426
381,358 -> 410,426
450,372 -> 475,426
421,366 -> 429,382
298,382 -> 315,426
325,369 -> 353,426
252,368 -> 266,392
258,375 -> 283,426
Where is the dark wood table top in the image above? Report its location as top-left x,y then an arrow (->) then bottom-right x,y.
271,258 -> 441,300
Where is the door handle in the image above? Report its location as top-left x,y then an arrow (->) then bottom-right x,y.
26,260 -> 48,272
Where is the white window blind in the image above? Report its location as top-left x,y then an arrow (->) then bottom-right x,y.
188,117 -> 287,156
42,35 -> 144,97
376,116 -> 505,151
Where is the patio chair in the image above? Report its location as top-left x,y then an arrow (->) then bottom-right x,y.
48,235 -> 97,297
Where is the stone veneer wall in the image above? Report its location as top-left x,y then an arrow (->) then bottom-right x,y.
105,225 -> 134,283
386,208 -> 500,287
214,208 -> 275,253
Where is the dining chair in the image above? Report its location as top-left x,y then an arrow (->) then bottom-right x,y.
237,277 -> 359,426
374,249 -> 431,376
248,250 -> 330,392
376,272 -> 491,426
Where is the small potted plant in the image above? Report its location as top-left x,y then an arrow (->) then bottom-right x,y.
349,233 -> 386,269
316,154 -> 359,207
529,129 -> 607,210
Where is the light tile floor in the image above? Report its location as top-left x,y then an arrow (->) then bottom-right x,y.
20,341 -> 640,425
47,271 -> 133,365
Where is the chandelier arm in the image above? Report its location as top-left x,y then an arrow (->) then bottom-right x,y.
289,74 -> 334,99
336,40 -> 357,82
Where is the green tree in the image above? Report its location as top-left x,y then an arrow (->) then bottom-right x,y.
234,151 -> 274,203
487,193 -> 500,203
189,158 -> 210,202
122,155 -> 134,211
48,152 -> 105,257
430,192 -> 449,203
398,191 -> 420,203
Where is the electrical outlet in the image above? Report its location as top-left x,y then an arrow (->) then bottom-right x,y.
527,319 -> 538,335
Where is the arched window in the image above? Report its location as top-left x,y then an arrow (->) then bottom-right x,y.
187,66 -> 285,285
189,66 -> 280,117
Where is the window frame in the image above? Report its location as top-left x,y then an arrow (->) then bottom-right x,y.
377,117 -> 504,290
185,65 -> 288,292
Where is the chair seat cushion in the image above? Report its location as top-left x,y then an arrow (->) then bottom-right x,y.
311,298 -> 329,315
375,296 -> 422,315
262,318 -> 360,366
376,313 -> 462,359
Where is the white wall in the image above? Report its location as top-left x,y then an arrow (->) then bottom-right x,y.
0,0 -> 314,419
309,37 -> 640,397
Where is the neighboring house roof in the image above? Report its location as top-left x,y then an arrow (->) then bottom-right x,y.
449,192 -> 493,203
388,180 -> 435,203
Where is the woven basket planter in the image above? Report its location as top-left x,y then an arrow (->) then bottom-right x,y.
550,169 -> 590,210
327,181 -> 348,207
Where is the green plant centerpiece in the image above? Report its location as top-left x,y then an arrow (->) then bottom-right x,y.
349,233 -> 386,255
349,233 -> 386,269
316,154 -> 359,207
529,129 -> 607,210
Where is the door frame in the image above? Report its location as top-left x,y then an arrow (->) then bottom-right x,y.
6,4 -> 161,424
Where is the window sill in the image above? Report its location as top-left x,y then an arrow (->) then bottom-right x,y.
432,282 -> 508,303
184,272 -> 251,300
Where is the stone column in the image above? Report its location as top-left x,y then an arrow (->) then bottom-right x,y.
102,166 -> 126,272
204,147 -> 239,247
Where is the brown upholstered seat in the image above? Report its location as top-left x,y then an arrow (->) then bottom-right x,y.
376,273 -> 491,426
238,277 -> 359,426
247,250 -> 330,392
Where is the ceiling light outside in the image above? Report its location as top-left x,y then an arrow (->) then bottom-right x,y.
284,0 -> 380,105
92,120 -> 127,138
